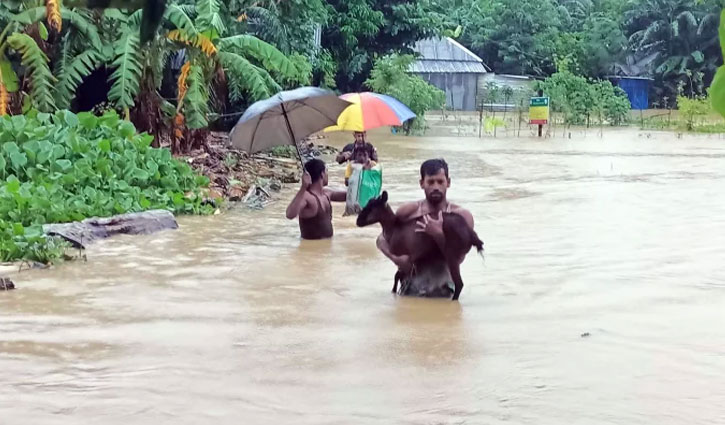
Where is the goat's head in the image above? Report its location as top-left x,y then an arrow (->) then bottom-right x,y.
356,191 -> 390,227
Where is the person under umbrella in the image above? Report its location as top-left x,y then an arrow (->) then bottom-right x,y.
285,159 -> 346,240
230,87 -> 352,239
335,131 -> 378,165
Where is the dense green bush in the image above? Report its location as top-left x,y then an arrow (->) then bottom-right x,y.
0,110 -> 212,262
537,71 -> 631,126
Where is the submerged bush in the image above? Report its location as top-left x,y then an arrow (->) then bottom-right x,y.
0,110 -> 212,263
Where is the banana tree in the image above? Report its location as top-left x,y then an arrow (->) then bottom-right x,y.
106,0 -> 306,152
0,0 -> 108,115
0,1 -> 58,115
62,0 -> 167,42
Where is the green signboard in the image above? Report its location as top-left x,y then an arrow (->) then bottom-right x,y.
530,97 -> 549,107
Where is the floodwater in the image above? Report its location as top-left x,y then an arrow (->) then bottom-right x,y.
2,128 -> 725,424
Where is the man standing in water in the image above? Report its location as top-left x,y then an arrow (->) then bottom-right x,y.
336,131 -> 378,164
286,159 -> 346,240
376,158 -> 475,296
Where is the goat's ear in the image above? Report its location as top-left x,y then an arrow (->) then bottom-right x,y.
381,191 -> 388,203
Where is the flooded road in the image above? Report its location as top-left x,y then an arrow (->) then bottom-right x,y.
2,129 -> 725,424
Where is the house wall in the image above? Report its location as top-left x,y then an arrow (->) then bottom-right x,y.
415,72 -> 479,111
477,73 -> 535,108
612,78 -> 649,110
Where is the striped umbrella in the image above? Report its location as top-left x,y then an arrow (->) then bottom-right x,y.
324,92 -> 416,132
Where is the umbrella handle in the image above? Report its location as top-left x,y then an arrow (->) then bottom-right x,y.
281,103 -> 306,165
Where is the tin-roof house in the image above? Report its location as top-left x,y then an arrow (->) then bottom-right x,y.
409,37 -> 489,111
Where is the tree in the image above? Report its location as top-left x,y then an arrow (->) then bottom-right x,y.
537,69 -> 630,125
0,0 -> 104,115
580,16 -> 628,78
624,0 -> 721,99
229,0 -> 335,87
322,0 -> 447,92
460,0 -> 566,76
86,0 -> 307,151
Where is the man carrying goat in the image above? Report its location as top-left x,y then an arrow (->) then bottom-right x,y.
371,158 -> 480,299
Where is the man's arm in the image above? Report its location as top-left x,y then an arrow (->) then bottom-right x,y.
286,191 -> 315,219
369,145 -> 378,162
286,172 -> 316,219
325,188 -> 347,202
376,234 -> 412,272
336,144 -> 353,164
452,206 -> 475,230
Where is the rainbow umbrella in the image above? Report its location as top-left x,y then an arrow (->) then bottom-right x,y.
324,92 -> 416,132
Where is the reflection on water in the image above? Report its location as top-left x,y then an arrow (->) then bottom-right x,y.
1,128 -> 725,424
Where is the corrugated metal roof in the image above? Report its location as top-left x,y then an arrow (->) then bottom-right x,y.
408,37 -> 488,74
409,60 -> 487,74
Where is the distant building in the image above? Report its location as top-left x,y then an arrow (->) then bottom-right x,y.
409,37 -> 489,111
607,52 -> 658,110
478,73 -> 535,111
607,76 -> 652,110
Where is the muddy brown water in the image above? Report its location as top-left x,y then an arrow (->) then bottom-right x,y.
2,129 -> 725,424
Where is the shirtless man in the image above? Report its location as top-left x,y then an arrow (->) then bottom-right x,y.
376,158 -> 475,280
285,159 -> 346,240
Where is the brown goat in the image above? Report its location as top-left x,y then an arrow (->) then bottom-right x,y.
356,191 -> 483,300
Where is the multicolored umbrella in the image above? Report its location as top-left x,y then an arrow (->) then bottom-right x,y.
324,92 -> 416,132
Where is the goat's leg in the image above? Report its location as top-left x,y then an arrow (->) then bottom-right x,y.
448,259 -> 464,301
392,270 -> 401,293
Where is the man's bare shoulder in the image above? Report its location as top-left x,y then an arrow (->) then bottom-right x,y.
394,201 -> 420,221
448,203 -> 474,228
449,203 -> 470,214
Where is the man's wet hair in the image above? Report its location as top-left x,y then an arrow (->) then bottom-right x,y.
304,158 -> 326,183
420,158 -> 449,179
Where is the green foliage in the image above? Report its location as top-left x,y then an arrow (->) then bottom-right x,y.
709,10 -> 725,118
537,70 -> 631,125
98,0 -> 310,137
108,32 -> 143,111
0,110 -> 212,262
218,52 -> 273,102
594,80 -> 632,125
183,63 -> 209,128
624,0 -> 720,100
6,33 -> 57,112
365,54 -> 445,134
218,35 -> 300,83
460,0 -> 565,76
677,95 -> 712,130
55,45 -> 103,110
323,0 -> 447,91
238,0 -> 329,55
61,8 -> 104,49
